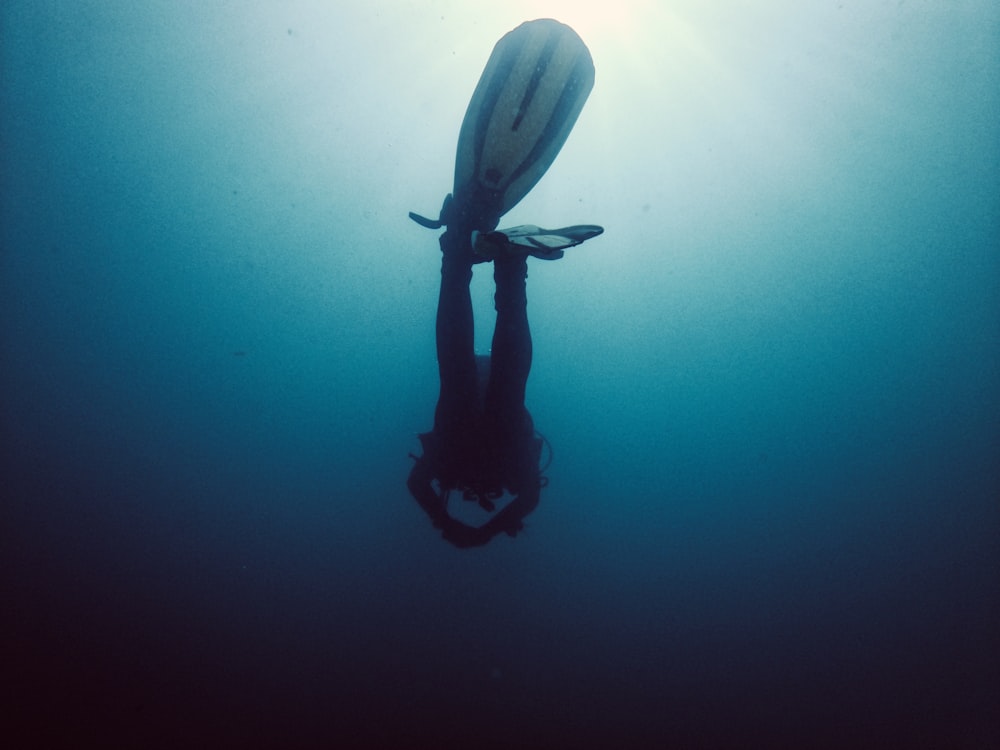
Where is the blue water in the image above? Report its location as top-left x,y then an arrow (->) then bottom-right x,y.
2,2 -> 998,747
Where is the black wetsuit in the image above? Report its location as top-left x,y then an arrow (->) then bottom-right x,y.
408,220 -> 543,547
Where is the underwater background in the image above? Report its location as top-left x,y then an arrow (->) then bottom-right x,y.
2,1 -> 998,747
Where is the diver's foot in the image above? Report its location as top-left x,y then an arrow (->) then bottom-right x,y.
440,229 -> 488,271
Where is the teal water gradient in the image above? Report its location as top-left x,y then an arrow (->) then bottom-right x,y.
2,2 -> 997,747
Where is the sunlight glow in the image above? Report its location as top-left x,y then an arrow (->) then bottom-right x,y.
502,0 -> 733,122
509,0 -> 650,43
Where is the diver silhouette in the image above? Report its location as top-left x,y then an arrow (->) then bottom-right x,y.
406,19 -> 602,546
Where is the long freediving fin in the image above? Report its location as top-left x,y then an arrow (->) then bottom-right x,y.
410,19 -> 595,234
455,20 -> 595,229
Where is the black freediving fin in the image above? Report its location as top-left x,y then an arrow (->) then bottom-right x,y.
408,194 -> 453,229
408,212 -> 443,230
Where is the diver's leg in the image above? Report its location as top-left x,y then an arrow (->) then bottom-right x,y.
485,254 -> 541,493
433,228 -> 477,440
485,254 -> 533,437
409,229 -> 478,517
